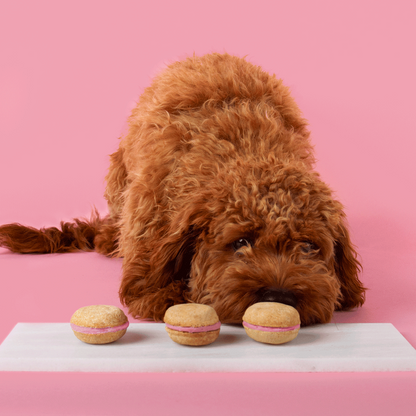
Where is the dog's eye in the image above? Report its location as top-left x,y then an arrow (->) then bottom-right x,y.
232,238 -> 252,251
301,241 -> 319,254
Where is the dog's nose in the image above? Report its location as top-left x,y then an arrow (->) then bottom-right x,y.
257,287 -> 298,309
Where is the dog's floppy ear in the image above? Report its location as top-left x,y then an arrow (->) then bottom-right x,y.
119,198 -> 210,321
148,204 -> 207,289
334,218 -> 366,310
150,226 -> 197,287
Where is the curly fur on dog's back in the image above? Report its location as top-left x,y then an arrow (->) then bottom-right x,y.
122,53 -> 313,173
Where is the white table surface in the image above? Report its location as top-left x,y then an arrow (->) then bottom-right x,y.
1,322 -> 415,372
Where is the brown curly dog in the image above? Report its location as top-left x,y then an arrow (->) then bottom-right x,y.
0,53 -> 366,325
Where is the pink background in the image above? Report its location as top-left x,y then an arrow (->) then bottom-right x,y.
1,0 -> 415,414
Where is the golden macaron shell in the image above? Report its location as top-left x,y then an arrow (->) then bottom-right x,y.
243,302 -> 300,345
164,304 -> 221,346
70,305 -> 129,344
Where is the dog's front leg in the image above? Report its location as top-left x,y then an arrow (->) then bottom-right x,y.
119,255 -> 188,321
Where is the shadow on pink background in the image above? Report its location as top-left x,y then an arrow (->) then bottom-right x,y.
1,1 -> 415,415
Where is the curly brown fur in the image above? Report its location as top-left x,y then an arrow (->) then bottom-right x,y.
0,210 -> 117,255
0,53 -> 366,325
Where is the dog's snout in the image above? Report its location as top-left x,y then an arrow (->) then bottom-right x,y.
257,287 -> 298,309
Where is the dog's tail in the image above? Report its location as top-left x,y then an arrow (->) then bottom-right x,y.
0,210 -> 118,257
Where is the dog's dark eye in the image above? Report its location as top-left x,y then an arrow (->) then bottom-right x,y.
232,238 -> 252,251
301,241 -> 319,254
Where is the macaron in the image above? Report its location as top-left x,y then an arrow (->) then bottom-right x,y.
164,303 -> 221,346
242,302 -> 300,344
70,305 -> 129,344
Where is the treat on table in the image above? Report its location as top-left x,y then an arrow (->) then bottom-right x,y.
242,302 -> 300,344
70,305 -> 129,344
164,303 -> 221,346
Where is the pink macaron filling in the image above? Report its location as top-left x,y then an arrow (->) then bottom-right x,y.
165,321 -> 221,333
70,321 -> 129,334
243,321 -> 300,332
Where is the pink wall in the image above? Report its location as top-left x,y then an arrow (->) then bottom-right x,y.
1,1 -> 415,415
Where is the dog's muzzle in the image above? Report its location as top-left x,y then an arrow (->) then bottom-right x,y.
257,287 -> 298,309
